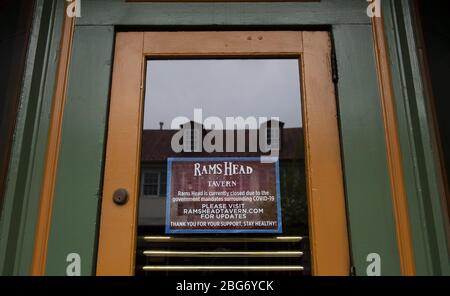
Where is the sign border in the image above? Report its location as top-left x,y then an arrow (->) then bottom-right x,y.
165,157 -> 282,234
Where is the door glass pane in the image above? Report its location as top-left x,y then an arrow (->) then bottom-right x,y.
137,59 -> 309,276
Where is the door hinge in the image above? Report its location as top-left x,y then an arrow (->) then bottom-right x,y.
331,49 -> 339,83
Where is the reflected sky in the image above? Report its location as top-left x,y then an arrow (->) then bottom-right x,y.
144,59 -> 302,130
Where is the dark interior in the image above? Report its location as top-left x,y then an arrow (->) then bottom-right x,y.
417,0 -> 450,216
0,0 -> 35,211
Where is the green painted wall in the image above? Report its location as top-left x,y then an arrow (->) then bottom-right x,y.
333,24 -> 401,275
45,25 -> 115,276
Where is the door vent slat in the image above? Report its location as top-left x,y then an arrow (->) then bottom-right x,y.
142,250 -> 304,258
140,236 -> 303,243
136,235 -> 309,276
141,266 -> 304,272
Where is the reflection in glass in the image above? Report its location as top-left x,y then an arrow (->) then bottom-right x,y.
136,59 -> 309,276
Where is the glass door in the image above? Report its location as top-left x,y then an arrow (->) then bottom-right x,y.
137,58 -> 307,276
96,31 -> 349,276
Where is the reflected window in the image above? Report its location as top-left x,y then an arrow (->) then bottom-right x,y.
143,172 -> 158,196
141,171 -> 166,197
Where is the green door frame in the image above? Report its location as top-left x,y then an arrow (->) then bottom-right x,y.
382,0 -> 450,275
0,0 -> 67,275
1,0 -> 449,276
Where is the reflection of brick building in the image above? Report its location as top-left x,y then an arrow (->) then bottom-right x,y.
139,124 -> 307,235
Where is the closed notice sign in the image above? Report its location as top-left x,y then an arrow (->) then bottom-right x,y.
166,158 -> 282,234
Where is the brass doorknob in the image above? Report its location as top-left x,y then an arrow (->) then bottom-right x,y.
112,188 -> 129,205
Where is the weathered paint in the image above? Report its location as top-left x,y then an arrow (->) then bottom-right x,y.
333,24 -> 401,276
44,26 -> 115,275
301,32 -> 350,275
77,0 -> 369,26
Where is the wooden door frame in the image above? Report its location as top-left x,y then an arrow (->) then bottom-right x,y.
96,31 -> 349,276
